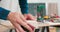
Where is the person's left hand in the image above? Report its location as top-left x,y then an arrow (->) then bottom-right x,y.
16,14 -> 36,32
23,14 -> 37,20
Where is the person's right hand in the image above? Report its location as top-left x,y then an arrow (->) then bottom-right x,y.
7,12 -> 34,32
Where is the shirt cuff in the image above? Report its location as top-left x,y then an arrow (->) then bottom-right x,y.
0,7 -> 10,20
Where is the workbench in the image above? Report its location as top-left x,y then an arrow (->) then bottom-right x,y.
0,20 -> 60,32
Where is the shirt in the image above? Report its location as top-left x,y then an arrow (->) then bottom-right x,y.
0,0 -> 28,20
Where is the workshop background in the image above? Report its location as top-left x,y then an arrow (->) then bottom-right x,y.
28,0 -> 60,32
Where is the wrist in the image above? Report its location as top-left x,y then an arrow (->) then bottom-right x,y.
7,12 -> 15,20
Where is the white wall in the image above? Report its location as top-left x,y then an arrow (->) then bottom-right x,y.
28,0 -> 59,3
28,0 -> 60,16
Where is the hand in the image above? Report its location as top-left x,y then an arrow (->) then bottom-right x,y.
7,12 -> 34,32
24,14 -> 37,20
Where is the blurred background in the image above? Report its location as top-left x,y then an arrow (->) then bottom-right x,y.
28,0 -> 60,32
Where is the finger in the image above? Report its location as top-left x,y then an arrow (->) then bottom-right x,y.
17,18 -> 33,32
28,24 -> 35,31
27,15 -> 35,20
11,22 -> 25,32
19,14 -> 27,22
16,28 -> 19,32
23,14 -> 28,19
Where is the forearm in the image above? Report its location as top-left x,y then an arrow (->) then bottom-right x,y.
19,0 -> 28,14
0,7 -> 10,20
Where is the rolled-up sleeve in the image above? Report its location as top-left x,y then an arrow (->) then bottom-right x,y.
19,0 -> 28,14
0,7 -> 10,20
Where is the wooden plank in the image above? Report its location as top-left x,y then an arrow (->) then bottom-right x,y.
49,27 -> 56,32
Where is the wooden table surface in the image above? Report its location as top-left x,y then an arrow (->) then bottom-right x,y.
0,20 -> 60,32
0,21 -> 14,32
0,25 -> 9,32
